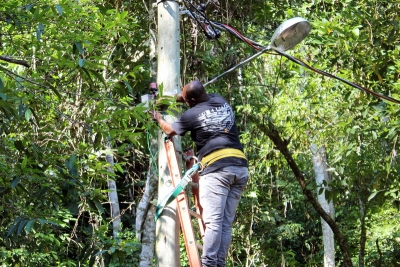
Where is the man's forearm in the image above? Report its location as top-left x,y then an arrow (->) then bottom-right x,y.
156,117 -> 176,136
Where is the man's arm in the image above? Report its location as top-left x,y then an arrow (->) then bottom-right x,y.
152,111 -> 177,136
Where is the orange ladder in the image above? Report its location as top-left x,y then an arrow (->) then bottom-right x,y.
164,138 -> 206,267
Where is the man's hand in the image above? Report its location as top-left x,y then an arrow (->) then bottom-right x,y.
151,111 -> 177,136
152,111 -> 162,122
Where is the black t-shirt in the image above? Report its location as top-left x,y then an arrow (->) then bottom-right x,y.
171,93 -> 247,174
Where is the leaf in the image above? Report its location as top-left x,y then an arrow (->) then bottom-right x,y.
11,176 -> 21,189
114,163 -> 124,173
123,81 -> 133,94
16,183 -> 30,195
25,108 -> 32,121
352,27 -> 360,38
17,220 -> 28,235
25,219 -> 35,233
78,58 -> 86,67
119,30 -> 130,42
7,217 -> 23,237
74,42 -> 84,55
21,157 -> 28,169
66,155 -> 78,176
55,4 -> 63,15
94,250 -> 108,256
93,199 -> 105,214
38,23 -> 45,33
36,28 -> 42,41
318,188 -> 324,195
89,69 -> 107,88
0,78 -> 3,90
79,68 -> 94,89
0,93 -> 6,101
247,191 -> 257,198
82,246 -> 95,261
368,191 -> 382,201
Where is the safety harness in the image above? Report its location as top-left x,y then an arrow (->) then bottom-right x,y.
200,148 -> 246,168
155,148 -> 247,221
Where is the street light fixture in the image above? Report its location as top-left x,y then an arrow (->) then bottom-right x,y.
204,17 -> 311,86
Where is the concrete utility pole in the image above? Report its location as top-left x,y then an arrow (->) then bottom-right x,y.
155,1 -> 181,266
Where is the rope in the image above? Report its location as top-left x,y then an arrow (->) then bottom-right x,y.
154,163 -> 201,221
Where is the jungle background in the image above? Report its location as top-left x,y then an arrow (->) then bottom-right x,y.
0,0 -> 399,266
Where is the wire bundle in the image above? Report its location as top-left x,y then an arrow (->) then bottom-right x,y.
181,0 -> 400,104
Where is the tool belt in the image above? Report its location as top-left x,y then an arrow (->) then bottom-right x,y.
200,148 -> 246,168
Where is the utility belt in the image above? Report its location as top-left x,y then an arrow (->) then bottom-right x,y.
200,148 -> 246,169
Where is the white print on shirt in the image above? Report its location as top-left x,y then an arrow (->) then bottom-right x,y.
198,103 -> 234,132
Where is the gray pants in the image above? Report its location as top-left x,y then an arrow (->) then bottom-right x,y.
199,165 -> 249,267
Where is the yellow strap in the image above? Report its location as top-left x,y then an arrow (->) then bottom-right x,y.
201,148 -> 246,167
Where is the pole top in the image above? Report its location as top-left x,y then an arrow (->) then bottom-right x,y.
156,0 -> 181,4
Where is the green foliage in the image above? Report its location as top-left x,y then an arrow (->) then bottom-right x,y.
1,0 -> 399,266
0,0 -> 151,266
177,0 -> 400,266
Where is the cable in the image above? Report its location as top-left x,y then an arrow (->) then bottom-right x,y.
183,0 -> 221,40
213,22 -> 263,50
182,0 -> 213,39
271,47 -> 400,105
181,4 -> 399,104
180,4 -> 273,52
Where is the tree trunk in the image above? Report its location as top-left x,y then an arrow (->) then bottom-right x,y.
134,2 -> 159,266
136,136 -> 158,267
358,188 -> 367,267
252,117 -> 353,267
136,168 -> 158,266
311,144 -> 335,267
105,142 -> 121,238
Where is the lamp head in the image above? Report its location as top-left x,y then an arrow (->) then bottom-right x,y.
270,17 -> 311,51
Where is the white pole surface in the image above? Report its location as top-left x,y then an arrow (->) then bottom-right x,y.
156,1 -> 181,266
157,0 -> 181,96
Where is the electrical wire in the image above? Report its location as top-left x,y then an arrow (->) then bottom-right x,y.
183,0 -> 222,40
181,2 -> 400,104
180,2 -> 275,53
182,0 -> 213,39
211,22 -> 264,50
271,47 -> 400,105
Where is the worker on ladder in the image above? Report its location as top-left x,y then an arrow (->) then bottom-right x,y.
153,80 -> 249,267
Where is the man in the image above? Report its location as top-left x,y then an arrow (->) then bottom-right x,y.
153,80 -> 248,267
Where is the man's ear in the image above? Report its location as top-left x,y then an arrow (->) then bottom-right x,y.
176,92 -> 184,103
187,98 -> 196,107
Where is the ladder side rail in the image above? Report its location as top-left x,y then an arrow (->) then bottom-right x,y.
184,149 -> 206,239
165,139 -> 202,267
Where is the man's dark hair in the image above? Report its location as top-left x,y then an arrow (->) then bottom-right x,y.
185,81 -> 208,103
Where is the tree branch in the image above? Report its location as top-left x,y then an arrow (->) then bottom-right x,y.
0,56 -> 30,68
251,115 -> 353,267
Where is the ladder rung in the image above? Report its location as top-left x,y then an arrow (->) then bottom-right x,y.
196,243 -> 203,250
189,209 -> 202,220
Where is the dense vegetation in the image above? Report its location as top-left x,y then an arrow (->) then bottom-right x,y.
1,0 -> 399,266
